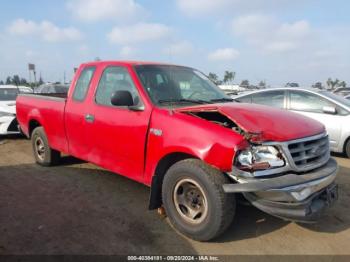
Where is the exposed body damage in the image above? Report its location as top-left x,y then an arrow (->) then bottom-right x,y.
176,104 -> 337,222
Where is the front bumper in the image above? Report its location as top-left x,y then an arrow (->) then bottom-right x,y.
223,158 -> 338,222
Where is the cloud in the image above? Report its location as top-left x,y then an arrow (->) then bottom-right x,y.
176,0 -> 297,17
163,41 -> 194,56
208,48 -> 240,61
119,46 -> 137,58
231,15 -> 311,53
7,19 -> 82,42
66,0 -> 145,22
107,23 -> 171,45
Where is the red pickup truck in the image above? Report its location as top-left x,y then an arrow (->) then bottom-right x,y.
17,61 -> 338,241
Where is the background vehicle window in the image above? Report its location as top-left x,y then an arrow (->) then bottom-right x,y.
290,91 -> 335,113
0,88 -> 18,101
251,91 -> 285,108
95,66 -> 140,106
73,67 -> 95,101
235,95 -> 252,103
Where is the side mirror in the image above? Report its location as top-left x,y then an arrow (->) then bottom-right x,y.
322,106 -> 337,115
111,90 -> 134,107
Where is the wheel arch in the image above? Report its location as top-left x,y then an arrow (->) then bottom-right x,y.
148,152 -> 198,210
28,119 -> 42,138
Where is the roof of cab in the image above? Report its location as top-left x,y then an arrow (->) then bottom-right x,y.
81,60 -> 185,68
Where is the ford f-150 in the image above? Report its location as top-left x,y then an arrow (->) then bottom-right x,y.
16,61 -> 338,241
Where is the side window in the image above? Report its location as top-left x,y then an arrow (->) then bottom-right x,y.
95,66 -> 140,106
73,67 -> 95,101
290,91 -> 334,113
236,95 -> 252,103
251,91 -> 285,108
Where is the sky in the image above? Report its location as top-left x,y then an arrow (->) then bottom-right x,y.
0,0 -> 349,86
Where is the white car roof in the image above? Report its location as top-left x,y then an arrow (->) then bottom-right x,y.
0,85 -> 18,89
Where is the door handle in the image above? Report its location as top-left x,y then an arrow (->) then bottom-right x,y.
85,114 -> 95,123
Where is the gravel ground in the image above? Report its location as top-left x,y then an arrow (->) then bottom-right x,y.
0,136 -> 349,255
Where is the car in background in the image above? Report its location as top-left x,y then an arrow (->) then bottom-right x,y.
235,88 -> 350,157
333,87 -> 350,97
34,84 -> 69,95
345,94 -> 350,100
0,85 -> 32,135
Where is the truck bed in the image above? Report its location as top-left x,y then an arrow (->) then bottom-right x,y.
16,93 -> 69,153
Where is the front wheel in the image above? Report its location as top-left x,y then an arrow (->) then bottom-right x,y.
31,126 -> 60,166
162,159 -> 235,241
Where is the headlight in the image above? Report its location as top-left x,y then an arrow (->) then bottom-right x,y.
236,146 -> 285,172
0,111 -> 15,117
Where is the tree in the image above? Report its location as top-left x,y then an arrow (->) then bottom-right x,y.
338,81 -> 347,88
6,76 -> 12,85
285,82 -> 299,87
327,78 -> 339,90
12,75 -> 20,86
38,76 -> 44,85
223,71 -> 235,84
240,79 -> 250,87
20,78 -> 28,85
258,80 -> 266,89
312,82 -> 323,89
208,72 -> 219,84
0,80 -> 4,85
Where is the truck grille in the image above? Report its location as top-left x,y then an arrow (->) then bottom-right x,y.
287,134 -> 329,170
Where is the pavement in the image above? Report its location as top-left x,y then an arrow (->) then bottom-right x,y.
0,136 -> 349,255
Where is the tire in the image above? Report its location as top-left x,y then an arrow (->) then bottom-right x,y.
345,139 -> 350,158
162,159 -> 235,241
31,126 -> 60,166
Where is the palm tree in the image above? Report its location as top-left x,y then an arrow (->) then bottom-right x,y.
327,78 -> 339,90
223,71 -> 235,84
208,72 -> 219,84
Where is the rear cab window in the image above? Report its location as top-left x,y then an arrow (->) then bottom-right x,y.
72,67 -> 96,101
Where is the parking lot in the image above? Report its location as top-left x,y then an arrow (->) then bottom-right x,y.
0,136 -> 349,255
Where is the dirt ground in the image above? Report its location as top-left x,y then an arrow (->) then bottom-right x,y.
0,136 -> 349,255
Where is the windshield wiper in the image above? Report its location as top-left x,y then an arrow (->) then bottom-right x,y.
210,98 -> 234,103
158,99 -> 212,105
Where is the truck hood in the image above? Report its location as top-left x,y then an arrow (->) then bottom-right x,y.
176,103 -> 325,142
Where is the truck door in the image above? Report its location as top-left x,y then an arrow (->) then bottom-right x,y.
88,65 -> 152,182
65,66 -> 96,160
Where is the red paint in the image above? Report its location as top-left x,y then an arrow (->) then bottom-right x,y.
16,61 -> 325,187
177,103 -> 325,142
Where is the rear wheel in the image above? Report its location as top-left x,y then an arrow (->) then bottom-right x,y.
31,127 -> 60,166
162,159 -> 235,241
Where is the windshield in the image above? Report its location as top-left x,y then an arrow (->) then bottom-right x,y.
319,91 -> 350,108
134,65 -> 230,106
0,88 -> 18,101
